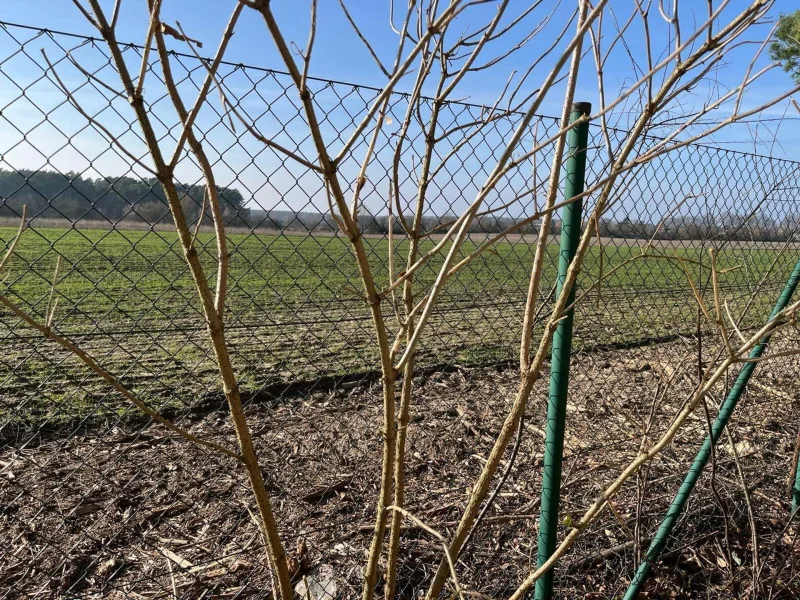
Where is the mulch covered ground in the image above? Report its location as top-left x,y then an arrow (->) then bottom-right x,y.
2,337 -> 799,599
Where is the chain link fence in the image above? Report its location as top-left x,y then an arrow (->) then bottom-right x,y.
1,21 -> 800,599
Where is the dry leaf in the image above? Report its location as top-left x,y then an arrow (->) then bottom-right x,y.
160,548 -> 193,570
160,23 -> 203,48
67,501 -> 103,517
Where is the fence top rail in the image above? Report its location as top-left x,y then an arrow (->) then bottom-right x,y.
1,18 -> 799,169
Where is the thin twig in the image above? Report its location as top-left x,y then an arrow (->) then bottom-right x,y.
44,255 -> 61,330
0,205 -> 27,274
300,0 -> 317,93
725,425 -> 760,596
41,50 -> 158,176
386,506 -> 467,600
0,294 -> 242,461
459,415 -> 525,558
135,0 -> 163,99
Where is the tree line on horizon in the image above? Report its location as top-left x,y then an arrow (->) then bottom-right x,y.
0,168 -> 248,226
1,168 -> 798,242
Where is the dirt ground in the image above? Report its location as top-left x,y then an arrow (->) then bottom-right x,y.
1,337 -> 799,599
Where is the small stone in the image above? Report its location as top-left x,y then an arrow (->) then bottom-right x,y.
294,565 -> 337,600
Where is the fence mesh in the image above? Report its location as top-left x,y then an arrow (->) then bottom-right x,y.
1,21 -> 800,600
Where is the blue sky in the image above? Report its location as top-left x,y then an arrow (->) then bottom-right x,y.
1,1 -> 799,219
2,0 -> 797,111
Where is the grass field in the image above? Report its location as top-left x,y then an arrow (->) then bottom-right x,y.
0,224 -> 796,429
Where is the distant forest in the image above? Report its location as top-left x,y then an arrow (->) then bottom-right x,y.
0,168 -> 247,226
1,169 -> 798,241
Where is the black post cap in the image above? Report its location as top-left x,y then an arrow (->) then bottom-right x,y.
571,101 -> 592,115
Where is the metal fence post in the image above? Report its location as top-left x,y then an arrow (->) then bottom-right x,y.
534,101 -> 591,600
792,434 -> 800,513
623,254 -> 800,600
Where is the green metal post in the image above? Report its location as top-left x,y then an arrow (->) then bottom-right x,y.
792,434 -> 800,513
534,101 -> 591,600
623,254 -> 800,600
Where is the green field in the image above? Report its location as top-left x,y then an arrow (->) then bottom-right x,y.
0,225 -> 794,429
